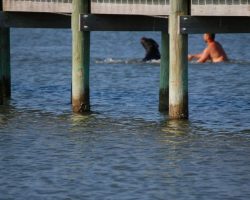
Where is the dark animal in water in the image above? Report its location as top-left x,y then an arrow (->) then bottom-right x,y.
141,37 -> 161,61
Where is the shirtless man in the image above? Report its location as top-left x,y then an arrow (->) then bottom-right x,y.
188,33 -> 228,63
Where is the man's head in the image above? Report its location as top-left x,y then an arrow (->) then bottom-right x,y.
203,33 -> 215,43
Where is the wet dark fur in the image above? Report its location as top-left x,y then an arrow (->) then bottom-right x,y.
141,37 -> 161,61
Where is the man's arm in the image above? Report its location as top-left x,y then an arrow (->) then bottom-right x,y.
196,48 -> 210,63
188,53 -> 202,61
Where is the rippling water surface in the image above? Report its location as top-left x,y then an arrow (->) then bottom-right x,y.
0,29 -> 250,199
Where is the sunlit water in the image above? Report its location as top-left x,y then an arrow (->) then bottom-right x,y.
0,29 -> 250,199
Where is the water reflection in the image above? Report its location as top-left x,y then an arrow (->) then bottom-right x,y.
70,113 -> 92,126
0,104 -> 19,128
162,120 -> 191,136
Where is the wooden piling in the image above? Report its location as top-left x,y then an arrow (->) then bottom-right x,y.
0,2 -> 11,104
0,52 -> 2,104
169,0 -> 189,119
159,31 -> 169,112
0,3 -> 2,104
0,28 -> 11,104
71,0 -> 90,113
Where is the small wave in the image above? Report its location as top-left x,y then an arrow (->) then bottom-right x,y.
95,58 -> 250,66
93,58 -> 160,65
189,59 -> 250,66
228,59 -> 250,65
95,58 -> 127,64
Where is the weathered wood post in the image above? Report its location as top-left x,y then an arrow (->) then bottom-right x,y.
72,0 -> 90,113
0,2 -> 11,104
159,32 -> 169,112
0,28 -> 11,101
0,52 -> 2,104
169,0 -> 189,119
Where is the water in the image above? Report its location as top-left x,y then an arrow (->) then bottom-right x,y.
0,29 -> 250,200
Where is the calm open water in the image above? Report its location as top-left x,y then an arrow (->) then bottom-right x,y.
0,29 -> 250,200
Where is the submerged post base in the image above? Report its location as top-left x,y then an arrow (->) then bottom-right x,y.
169,101 -> 188,120
72,99 -> 90,113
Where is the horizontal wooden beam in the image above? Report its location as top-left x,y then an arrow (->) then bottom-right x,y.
180,16 -> 250,34
0,12 -> 71,28
80,14 -> 168,31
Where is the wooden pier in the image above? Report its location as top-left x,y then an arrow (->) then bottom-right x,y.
0,0 -> 250,119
